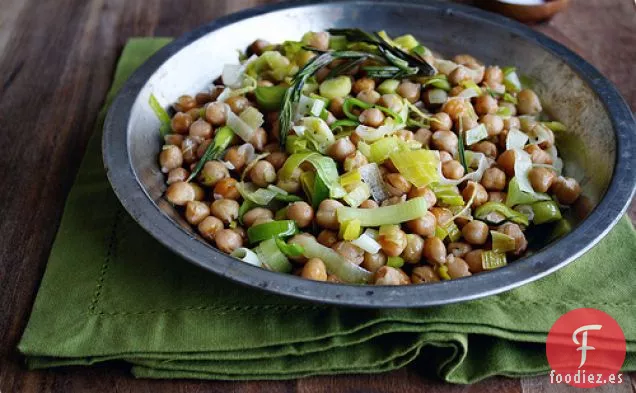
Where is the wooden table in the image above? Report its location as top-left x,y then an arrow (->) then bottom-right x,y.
1,0 -> 634,392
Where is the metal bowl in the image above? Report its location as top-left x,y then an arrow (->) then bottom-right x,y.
103,0 -> 635,307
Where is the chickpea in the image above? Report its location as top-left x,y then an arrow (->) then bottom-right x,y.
431,130 -> 458,154
442,160 -> 465,180
483,81 -> 505,95
407,211 -> 436,238
407,186 -> 437,207
344,151 -> 369,172
454,54 -> 480,67
359,108 -> 385,128
448,66 -> 471,85
356,89 -> 381,105
439,151 -> 453,163
396,81 -> 421,103
210,199 -> 239,224
378,94 -> 403,112
167,167 -> 188,185
189,118 -> 213,139
551,176 -> 582,205
362,251 -> 387,273
381,195 -> 406,207
159,145 -> 183,173
248,39 -> 269,56
447,242 -> 472,258
224,146 -> 247,172
181,136 -> 200,164
475,94 -> 498,115
402,234 -> 425,264
461,220 -> 489,245
185,201 -> 210,225
265,151 -> 288,171
213,178 -> 239,200
249,160 -> 277,187
171,112 -> 192,134
329,97 -> 344,118
423,237 -> 447,265
481,114 -> 504,136
252,217 -> 273,227
385,173 -> 412,196
465,249 -> 484,273
462,181 -> 488,207
458,114 -> 478,132
528,167 -> 556,193
328,137 -> 356,162
483,66 -> 503,84
378,225 -> 407,257
471,140 -> 498,158
411,266 -> 440,284
431,207 -> 453,227
164,134 -> 184,146
496,149 -> 516,177
359,199 -> 379,209
316,199 -> 343,230
352,78 -> 375,94
173,95 -> 197,113
431,112 -> 453,131
198,160 -> 229,187
446,255 -> 472,278
317,229 -> 338,247
276,167 -> 302,194
374,266 -> 410,285
503,114 -> 520,130
226,96 -> 250,114
205,102 -> 227,126
414,128 -> 432,147
195,92 -> 213,106
488,191 -> 507,203
301,258 -> 328,281
307,31 -> 329,51
243,208 -> 274,228
332,241 -> 364,265
286,201 -> 314,228
517,89 -> 542,115
165,181 -> 196,206
481,167 -> 506,191
498,223 -> 528,255
198,216 -> 224,242
524,144 -> 553,165
215,229 -> 243,254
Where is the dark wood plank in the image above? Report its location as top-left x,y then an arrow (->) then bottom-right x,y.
0,0 -> 634,392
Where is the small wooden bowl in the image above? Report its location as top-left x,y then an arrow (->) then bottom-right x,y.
480,0 -> 571,23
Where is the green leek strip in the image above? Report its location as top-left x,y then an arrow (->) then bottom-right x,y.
254,85 -> 288,111
394,34 -> 419,51
254,238 -> 292,273
481,251 -> 507,270
247,220 -> 298,244
503,92 -> 517,104
505,177 -> 551,207
285,135 -> 309,154
491,231 -> 516,253
377,79 -> 400,95
343,182 -> 371,208
437,195 -> 465,207
437,265 -> 451,280
279,152 -> 346,199
446,222 -> 461,242
187,126 -> 234,182
390,149 -> 439,187
230,248 -> 262,267
275,238 -> 305,257
149,94 -> 172,137
312,174 -> 330,209
330,119 -> 360,131
474,202 -> 529,227
465,124 -> 489,146
329,35 -> 348,50
435,225 -> 448,240
542,121 -> 567,132
457,117 -> 468,173
274,206 -> 288,221
339,219 -> 362,241
547,219 -> 572,242
369,136 -> 403,163
386,256 -> 405,268
531,200 -> 562,225
291,235 -> 373,283
236,182 -> 293,206
343,98 -> 403,124
337,197 -> 428,227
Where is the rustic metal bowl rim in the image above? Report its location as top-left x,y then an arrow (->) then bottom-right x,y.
103,0 -> 636,308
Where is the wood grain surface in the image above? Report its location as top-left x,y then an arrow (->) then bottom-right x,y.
0,0 -> 634,392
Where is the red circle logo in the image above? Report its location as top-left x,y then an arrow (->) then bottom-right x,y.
546,308 -> 626,388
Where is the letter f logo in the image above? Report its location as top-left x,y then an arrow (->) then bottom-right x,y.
572,324 -> 603,368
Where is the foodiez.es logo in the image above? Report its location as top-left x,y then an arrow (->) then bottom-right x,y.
546,308 -> 626,388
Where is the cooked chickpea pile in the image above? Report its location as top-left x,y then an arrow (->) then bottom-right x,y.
157,30 -> 582,286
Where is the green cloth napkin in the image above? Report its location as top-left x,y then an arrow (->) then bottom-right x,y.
18,38 -> 636,383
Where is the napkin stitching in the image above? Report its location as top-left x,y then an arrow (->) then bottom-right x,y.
89,208 -> 122,314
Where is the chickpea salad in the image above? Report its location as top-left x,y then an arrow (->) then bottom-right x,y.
154,29 -> 580,285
